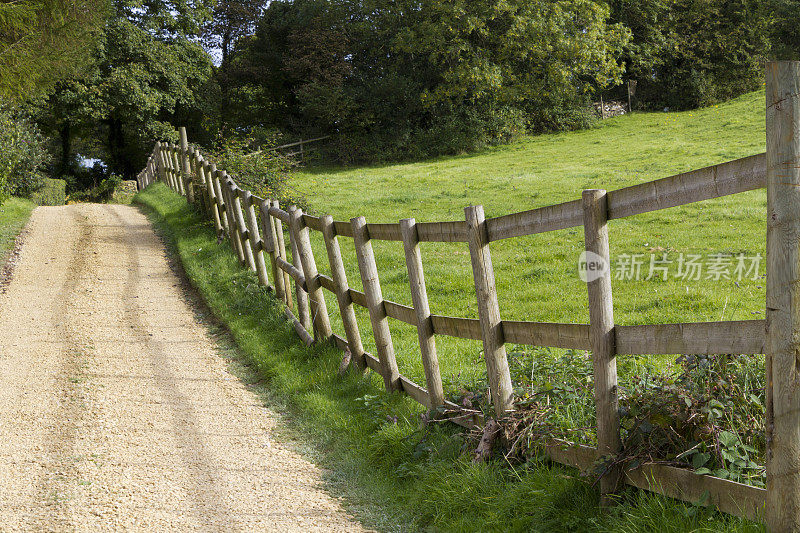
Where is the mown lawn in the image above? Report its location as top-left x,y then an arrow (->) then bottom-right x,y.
0,197 -> 35,260
294,90 -> 767,393
136,183 -> 764,532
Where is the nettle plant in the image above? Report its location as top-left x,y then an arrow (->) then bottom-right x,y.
619,353 -> 765,486
463,347 -> 766,487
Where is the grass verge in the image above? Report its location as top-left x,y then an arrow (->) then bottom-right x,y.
0,197 -> 35,260
135,182 -> 763,532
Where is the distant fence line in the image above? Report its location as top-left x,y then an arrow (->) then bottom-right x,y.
138,62 -> 800,530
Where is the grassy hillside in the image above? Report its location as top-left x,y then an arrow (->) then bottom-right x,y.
293,90 -> 766,390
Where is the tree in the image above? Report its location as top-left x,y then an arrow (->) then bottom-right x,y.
34,0 -> 215,179
228,0 -> 629,162
604,0 -> 769,110
203,0 -> 268,121
0,0 -> 108,101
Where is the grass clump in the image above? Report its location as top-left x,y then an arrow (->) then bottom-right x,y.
134,182 -> 764,532
0,196 -> 35,259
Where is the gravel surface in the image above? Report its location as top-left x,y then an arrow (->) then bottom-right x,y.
0,204 -> 367,531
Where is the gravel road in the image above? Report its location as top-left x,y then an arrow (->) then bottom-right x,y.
0,204 -> 366,531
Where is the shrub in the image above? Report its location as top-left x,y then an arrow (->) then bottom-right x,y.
0,105 -> 50,203
68,174 -> 122,203
30,178 -> 67,206
205,133 -> 306,210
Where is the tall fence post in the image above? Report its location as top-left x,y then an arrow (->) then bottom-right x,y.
242,190 -> 270,288
219,172 -> 245,263
765,60 -> 800,532
171,145 -> 185,195
321,214 -> 366,368
271,200 -> 294,310
400,218 -> 444,409
289,206 -> 312,332
582,188 -> 621,503
260,200 -> 286,303
352,216 -> 401,392
179,127 -> 195,204
210,164 -> 229,237
290,207 -> 332,340
201,160 -> 223,237
230,182 -> 256,272
464,205 -> 513,417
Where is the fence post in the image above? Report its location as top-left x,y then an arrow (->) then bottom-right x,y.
171,146 -> 185,195
229,183 -> 256,272
289,205 -> 312,332
192,150 -> 210,215
200,160 -> 223,237
765,60 -> 800,532
242,190 -> 270,287
400,218 -> 444,409
157,143 -> 170,189
289,207 -> 332,340
271,200 -> 294,310
582,189 -> 621,503
321,214 -> 366,368
260,200 -> 285,302
351,216 -> 401,392
219,173 -> 245,263
179,127 -> 195,204
464,205 -> 513,417
209,164 -> 229,237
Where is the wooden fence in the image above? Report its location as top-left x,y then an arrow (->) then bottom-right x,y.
137,62 -> 800,530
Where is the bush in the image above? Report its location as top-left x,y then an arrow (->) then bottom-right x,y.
205,133 -> 306,210
68,174 -> 122,203
30,178 -> 67,206
0,105 -> 50,202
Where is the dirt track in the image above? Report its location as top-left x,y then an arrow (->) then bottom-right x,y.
0,204 -> 365,531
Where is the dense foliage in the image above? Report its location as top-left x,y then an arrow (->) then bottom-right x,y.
29,178 -> 66,206
0,0 -> 795,184
32,0 -> 214,181
205,133 -> 305,208
0,105 -> 49,203
605,0 -> 769,110
0,0 -> 107,101
224,0 -> 630,162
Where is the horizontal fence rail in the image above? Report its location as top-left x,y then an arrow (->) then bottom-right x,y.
137,64 -> 788,526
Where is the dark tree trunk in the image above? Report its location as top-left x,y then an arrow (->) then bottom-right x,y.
58,122 -> 71,177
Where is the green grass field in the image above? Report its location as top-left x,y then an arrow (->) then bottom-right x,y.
294,89 -> 767,394
0,197 -> 35,260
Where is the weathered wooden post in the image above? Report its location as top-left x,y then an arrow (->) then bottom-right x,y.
242,190 -> 270,287
289,206 -> 312,332
200,160 -> 223,237
289,207 -> 332,340
260,200 -> 286,303
271,200 -> 294,310
765,60 -> 800,532
400,218 -> 444,409
171,146 -> 184,195
321,214 -> 366,368
464,205 -> 513,417
351,216 -> 401,392
219,172 -> 245,263
582,188 -> 621,503
179,127 -> 195,204
229,182 -> 256,272
209,164 -> 229,237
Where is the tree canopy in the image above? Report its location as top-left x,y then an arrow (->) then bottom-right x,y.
0,0 -> 108,101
